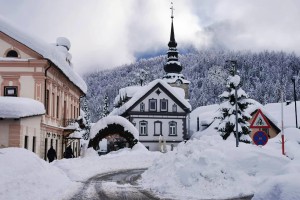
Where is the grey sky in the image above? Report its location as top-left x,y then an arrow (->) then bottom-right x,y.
1,0 -> 300,74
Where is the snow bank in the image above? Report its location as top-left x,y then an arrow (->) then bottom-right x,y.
0,97 -> 45,118
54,142 -> 160,182
0,148 -> 75,200
90,116 -> 138,139
140,132 -> 300,200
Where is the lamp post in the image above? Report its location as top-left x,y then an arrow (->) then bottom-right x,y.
291,76 -> 298,128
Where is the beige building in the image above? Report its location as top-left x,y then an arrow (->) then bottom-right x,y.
0,18 -> 87,160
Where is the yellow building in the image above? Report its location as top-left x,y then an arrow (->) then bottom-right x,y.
0,18 -> 87,160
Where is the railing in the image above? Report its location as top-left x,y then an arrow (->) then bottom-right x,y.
62,118 -> 77,127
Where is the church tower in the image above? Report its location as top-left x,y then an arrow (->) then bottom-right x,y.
163,3 -> 190,99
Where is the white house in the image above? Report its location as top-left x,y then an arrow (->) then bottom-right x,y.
111,79 -> 191,151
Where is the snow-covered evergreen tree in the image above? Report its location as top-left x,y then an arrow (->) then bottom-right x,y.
216,61 -> 252,143
81,97 -> 91,140
100,94 -> 110,118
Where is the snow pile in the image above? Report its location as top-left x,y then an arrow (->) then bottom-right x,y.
90,116 -> 138,139
53,142 -> 160,182
0,97 -> 45,118
0,148 -> 75,200
141,132 -> 300,200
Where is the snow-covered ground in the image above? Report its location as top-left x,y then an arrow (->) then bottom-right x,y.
1,102 -> 300,200
0,143 -> 160,200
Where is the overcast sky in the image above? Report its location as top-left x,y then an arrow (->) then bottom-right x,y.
1,0 -> 300,74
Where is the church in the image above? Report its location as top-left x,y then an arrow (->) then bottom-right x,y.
110,9 -> 191,151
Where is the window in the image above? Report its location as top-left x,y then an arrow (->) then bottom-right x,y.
32,136 -> 36,152
46,90 -> 49,115
140,102 -> 145,112
70,104 -> 73,119
6,50 -> 18,57
154,121 -> 162,136
172,104 -> 177,112
4,86 -> 17,97
139,121 -> 148,136
52,93 -> 55,117
169,121 -> 177,136
160,99 -> 168,112
56,96 -> 60,118
149,99 -> 157,111
24,136 -> 28,149
44,138 -> 48,160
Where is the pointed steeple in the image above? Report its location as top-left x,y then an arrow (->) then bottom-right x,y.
164,3 -> 182,74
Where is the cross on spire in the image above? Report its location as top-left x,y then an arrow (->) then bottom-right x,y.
170,2 -> 175,19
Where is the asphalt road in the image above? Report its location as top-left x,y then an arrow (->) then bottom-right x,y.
69,168 -> 253,200
69,168 -> 161,200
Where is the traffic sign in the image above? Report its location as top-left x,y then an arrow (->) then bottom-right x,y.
252,130 -> 268,146
250,109 -> 271,128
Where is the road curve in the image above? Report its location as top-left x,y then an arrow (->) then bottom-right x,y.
69,168 -> 161,200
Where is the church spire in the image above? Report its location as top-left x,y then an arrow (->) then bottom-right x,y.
164,2 -> 182,74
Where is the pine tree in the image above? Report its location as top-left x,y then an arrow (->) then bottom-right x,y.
101,94 -> 110,118
216,61 -> 252,143
81,97 -> 91,140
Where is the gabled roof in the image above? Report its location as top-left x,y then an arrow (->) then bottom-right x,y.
192,99 -> 280,132
0,17 -> 87,93
0,97 -> 45,119
110,79 -> 191,116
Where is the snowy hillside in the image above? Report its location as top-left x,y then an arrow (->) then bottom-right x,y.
84,49 -> 300,122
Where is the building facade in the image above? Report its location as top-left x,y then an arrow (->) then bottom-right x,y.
111,80 -> 191,151
0,18 -> 87,160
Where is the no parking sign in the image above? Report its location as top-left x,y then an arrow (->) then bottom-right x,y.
252,130 -> 268,146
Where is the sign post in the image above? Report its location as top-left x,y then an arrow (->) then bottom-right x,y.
250,109 -> 270,146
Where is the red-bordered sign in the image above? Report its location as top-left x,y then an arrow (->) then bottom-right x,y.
250,109 -> 271,129
252,130 -> 268,146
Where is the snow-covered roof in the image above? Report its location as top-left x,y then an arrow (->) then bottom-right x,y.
0,17 -> 87,93
114,85 -> 142,106
163,73 -> 190,84
110,79 -> 192,116
90,116 -> 139,139
0,97 -> 45,118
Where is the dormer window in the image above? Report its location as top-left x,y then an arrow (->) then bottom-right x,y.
6,50 -> 19,58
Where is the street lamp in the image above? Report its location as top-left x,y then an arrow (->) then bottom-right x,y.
291,76 -> 298,128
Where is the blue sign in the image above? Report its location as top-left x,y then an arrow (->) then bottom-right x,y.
253,131 -> 268,146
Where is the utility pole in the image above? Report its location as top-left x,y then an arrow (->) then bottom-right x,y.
292,76 -> 298,128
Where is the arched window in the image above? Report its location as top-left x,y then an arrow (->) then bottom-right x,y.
169,121 -> 177,136
139,121 -> 148,136
6,50 -> 19,58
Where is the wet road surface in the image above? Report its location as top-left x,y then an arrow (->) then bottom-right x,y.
69,168 -> 160,200
69,168 -> 253,200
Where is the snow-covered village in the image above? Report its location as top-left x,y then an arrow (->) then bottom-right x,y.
1,1 -> 300,200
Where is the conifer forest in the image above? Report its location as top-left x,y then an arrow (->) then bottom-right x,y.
84,49 -> 300,122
